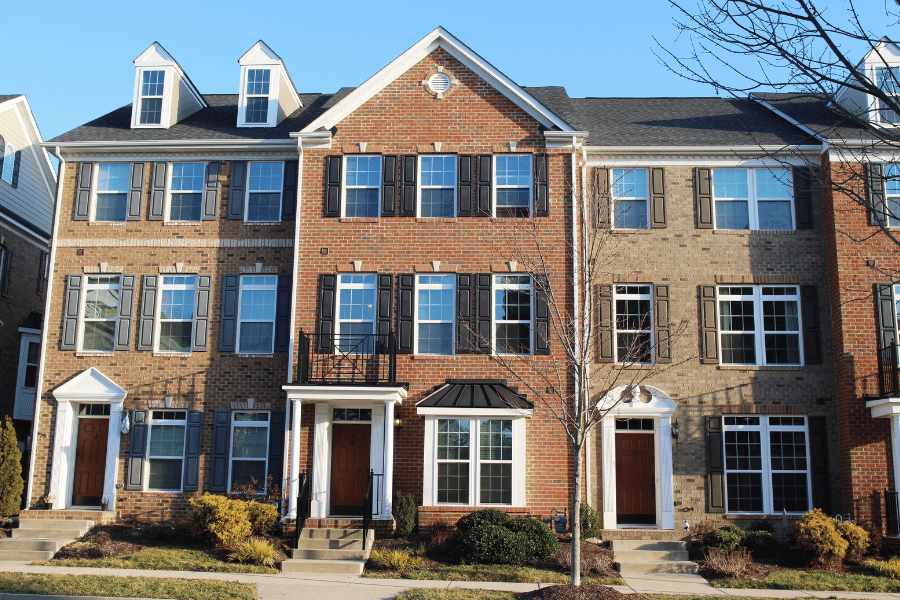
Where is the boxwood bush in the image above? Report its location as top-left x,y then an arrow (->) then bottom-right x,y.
451,509 -> 559,565
580,503 -> 602,539
703,524 -> 746,552
742,530 -> 777,558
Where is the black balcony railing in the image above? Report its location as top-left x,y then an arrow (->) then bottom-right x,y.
887,489 -> 900,537
297,331 -> 397,384
295,471 -> 311,548
879,342 -> 900,398
362,470 -> 374,545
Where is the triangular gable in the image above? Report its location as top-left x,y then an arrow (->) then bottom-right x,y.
133,42 -> 206,109
300,27 -> 574,133
53,367 -> 127,402
238,40 -> 302,109
0,95 -> 57,200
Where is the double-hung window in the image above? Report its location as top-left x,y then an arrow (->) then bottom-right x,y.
433,418 -> 518,505
718,285 -> 801,366
416,275 -> 454,355
612,168 -> 649,229
139,70 -> 165,125
614,285 -> 652,363
147,410 -> 186,491
419,156 -> 456,217
168,163 -> 205,221
344,156 -> 381,218
494,155 -> 532,217
245,69 -> 271,124
713,168 -> 793,230
246,162 -> 283,222
158,275 -> 195,353
230,411 -> 269,491
876,66 -> 900,124
494,275 -> 532,354
81,275 -> 120,351
237,276 -> 277,354
885,164 -> 900,227
1,144 -> 14,184
337,274 -> 376,353
723,415 -> 810,513
94,163 -> 130,222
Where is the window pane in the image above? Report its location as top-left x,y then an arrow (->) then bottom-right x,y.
149,459 -> 182,490
339,287 -> 375,320
239,288 -> 276,321
345,189 -> 379,217
755,169 -> 791,199
764,334 -> 800,364
617,332 -> 652,363
149,424 -> 185,457
758,201 -> 792,230
480,420 -> 512,461
337,322 -> 374,353
245,97 -> 269,124
85,288 -> 119,319
437,462 -> 469,504
345,156 -> 381,187
419,287 -> 454,321
725,430 -> 762,470
160,288 -> 194,321
170,193 -> 202,221
772,473 -> 808,512
171,163 -> 204,192
419,323 -> 452,354
97,164 -> 131,193
437,419 -> 469,461
95,194 -> 128,221
616,298 -> 651,331
248,162 -> 283,191
247,193 -> 281,221
421,156 -> 456,187
713,170 -> 749,198
142,70 -> 165,96
496,189 -> 530,217
726,472 -> 763,512
495,290 -> 531,321
246,69 -> 270,95
480,464 -> 512,504
715,200 -> 750,229
160,322 -> 193,352
614,199 -> 648,229
496,323 -> 531,354
232,426 -> 268,458
722,333 -> 756,364
612,169 -> 648,199
139,98 -> 162,125
239,322 -> 274,353
231,460 -> 266,490
770,431 -> 808,471
82,321 -> 115,351
421,189 -> 454,217
495,156 -> 531,186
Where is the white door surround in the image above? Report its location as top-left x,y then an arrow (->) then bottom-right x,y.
867,397 -> 900,498
47,368 -> 127,510
598,385 -> 676,530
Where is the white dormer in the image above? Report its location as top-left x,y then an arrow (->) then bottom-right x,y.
835,38 -> 900,128
131,42 -> 206,129
237,41 -> 302,128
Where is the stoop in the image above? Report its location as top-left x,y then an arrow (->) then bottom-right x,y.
0,517 -> 95,561
607,535 -> 699,575
279,528 -> 374,575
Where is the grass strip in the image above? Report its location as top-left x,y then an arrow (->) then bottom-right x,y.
393,592 -> 796,600
33,546 -> 276,574
365,564 -> 621,585
0,572 -> 254,600
714,568 -> 900,593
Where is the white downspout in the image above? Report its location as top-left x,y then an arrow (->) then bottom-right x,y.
570,136 -> 587,503
579,148 -> 593,506
25,147 -> 64,510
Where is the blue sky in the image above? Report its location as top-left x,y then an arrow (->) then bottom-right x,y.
4,0 -> 896,142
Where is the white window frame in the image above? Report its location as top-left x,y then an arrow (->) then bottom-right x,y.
237,275 -> 277,355
137,69 -> 166,126
493,154 -> 532,217
1,144 -> 14,184
722,415 -> 812,514
611,168 -> 650,230
228,411 -> 270,493
613,284 -> 654,364
166,162 -> 206,222
243,68 -> 272,125
79,275 -> 121,352
415,274 -> 455,355
493,275 -> 533,355
244,161 -> 283,223
418,155 -> 457,218
155,275 -> 196,353
145,410 -> 188,493
885,164 -> 900,227
92,163 -> 131,223
717,285 -> 803,366
422,415 -> 527,507
14,333 -> 40,420
873,65 -> 900,126
237,66 -> 280,128
342,155 -> 382,218
336,274 -> 377,353
712,168 -> 795,231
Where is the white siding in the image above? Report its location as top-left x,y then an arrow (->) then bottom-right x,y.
0,106 -> 54,235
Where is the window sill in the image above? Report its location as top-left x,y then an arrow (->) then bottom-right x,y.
410,354 -> 458,359
416,218 -> 460,223
152,352 -> 193,357
244,221 -> 282,226
88,222 -> 127,226
717,365 -> 804,371
724,513 -> 804,519
163,221 -> 203,227
233,353 -> 275,358
611,228 -> 652,234
339,218 -> 379,223
711,229 -> 797,235
142,490 -> 184,495
75,351 -> 114,357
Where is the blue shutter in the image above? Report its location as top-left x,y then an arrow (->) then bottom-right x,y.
193,275 -> 211,352
203,162 -> 221,220
148,163 -> 167,220
183,410 -> 203,492
126,409 -> 148,491
137,275 -> 158,351
228,162 -> 247,220
219,275 -> 239,352
210,411 -> 231,492
61,275 -> 82,350
127,163 -> 145,221
115,275 -> 135,351
74,163 -> 93,221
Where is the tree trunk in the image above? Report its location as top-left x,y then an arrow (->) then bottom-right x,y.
570,439 -> 583,585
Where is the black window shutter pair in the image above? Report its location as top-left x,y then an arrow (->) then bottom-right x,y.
60,274 -> 134,351
208,410 -> 285,493
138,275 -> 211,352
0,248 -> 11,297
697,167 -> 815,229
868,163 -> 888,227
126,409 -> 203,492
454,273 -> 491,353
218,274 -> 290,353
315,273 -> 392,351
595,284 -> 669,362
324,156 -> 398,218
228,162 -> 248,219
533,274 -> 551,354
227,160 -> 295,221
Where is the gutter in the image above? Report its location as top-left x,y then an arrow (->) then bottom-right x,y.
582,144 -> 823,156
43,139 -> 297,154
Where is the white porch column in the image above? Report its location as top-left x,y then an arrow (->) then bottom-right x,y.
892,414 -> 900,495
384,401 -> 395,519
658,415 -> 675,530
102,404 -> 124,510
600,417 -> 617,529
370,405 -> 386,518
287,399 -> 302,519
48,400 -> 75,509
311,404 -> 329,518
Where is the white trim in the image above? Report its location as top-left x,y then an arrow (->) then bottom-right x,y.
612,283 -> 654,363
244,161 -> 284,223
341,156 -> 381,218
227,410 -> 271,493
418,155 -> 457,218
750,95 -> 823,140
13,333 -> 40,420
610,168 -> 650,231
716,284 -> 803,366
414,274 -> 455,355
492,274 -> 534,356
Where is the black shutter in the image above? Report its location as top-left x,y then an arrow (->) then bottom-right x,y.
400,155 -> 417,216
219,275 -> 239,352
324,156 -> 342,217
377,274 -> 393,351
280,160 -> 297,220
192,275 -> 211,352
876,283 -> 898,353
127,163 -> 144,221
11,151 -> 21,188
148,162 -> 167,220
793,166 -> 814,229
37,251 -> 48,296
596,285 -> 613,362
228,161 -> 247,220
61,274 -> 82,350
800,285 -> 821,364
0,249 -> 10,297
456,273 -> 474,353
183,410 -> 203,492
808,416 -> 831,512
476,155 -> 492,216
268,411 -> 286,491
74,163 -> 93,221
203,161 -> 221,220
655,284 -> 671,363
381,155 -> 397,217
125,409 -> 148,491
706,416 -> 726,513
696,168 -> 714,229
115,275 -> 135,351
534,154 -> 549,217
458,155 -> 473,217
700,285 -> 719,363
475,273 -> 492,353
398,274 -> 414,354
274,274 -> 291,352
210,410 -> 231,492
533,274 -> 550,355
0,136 -> 4,175
317,274 -> 337,353
868,163 -> 887,227
138,275 -> 158,351
594,168 -> 609,228
650,167 -> 667,228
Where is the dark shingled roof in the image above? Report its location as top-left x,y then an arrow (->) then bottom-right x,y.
753,92 -> 882,143
418,379 -> 533,410
0,95 -> 23,104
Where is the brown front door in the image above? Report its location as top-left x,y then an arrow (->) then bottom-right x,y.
616,432 -> 655,525
72,418 -> 108,506
330,424 -> 371,516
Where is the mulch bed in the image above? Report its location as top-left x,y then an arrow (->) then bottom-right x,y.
522,585 -> 645,600
543,542 -> 619,579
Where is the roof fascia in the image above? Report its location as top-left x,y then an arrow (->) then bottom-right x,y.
583,144 -> 822,155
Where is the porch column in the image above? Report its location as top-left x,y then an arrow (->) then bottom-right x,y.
287,399 -> 302,519
601,417 -> 616,529
102,403 -> 124,510
658,415 -> 675,530
48,400 -> 74,509
311,403 -> 329,518
384,401 -> 395,519
892,414 -> 900,496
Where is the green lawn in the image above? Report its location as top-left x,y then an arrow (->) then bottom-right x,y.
393,592 -> 798,600
365,563 -> 621,585
714,567 -> 900,593
34,545 -> 277,574
0,573 -> 254,600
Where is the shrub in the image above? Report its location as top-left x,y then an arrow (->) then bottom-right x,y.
557,544 -> 612,575
703,525 -> 745,552
689,519 -> 716,541
862,522 -> 883,557
0,417 -> 23,517
244,501 -> 278,536
580,503 -> 601,539
429,521 -> 452,549
793,509 -> 847,567
748,519 -> 775,533
455,508 -> 510,533
836,520 -> 870,563
703,547 -> 753,578
742,530 -> 777,558
506,517 -> 560,561
369,547 -> 423,570
392,491 -> 417,538
188,494 -> 251,548
864,556 -> 900,580
451,514 -> 559,565
228,537 -> 278,566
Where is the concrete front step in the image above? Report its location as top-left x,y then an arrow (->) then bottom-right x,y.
279,558 -> 367,575
614,560 -> 699,575
11,527 -> 87,540
291,547 -> 368,560
18,519 -> 94,530
600,529 -> 687,542
280,527 -> 374,574
0,549 -> 65,562
298,527 -> 366,540
296,537 -> 365,550
0,539 -> 69,552
612,549 -> 689,562
609,539 -> 687,552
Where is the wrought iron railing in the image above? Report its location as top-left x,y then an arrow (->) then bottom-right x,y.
295,471 -> 311,548
887,489 -> 900,537
362,470 -> 374,545
879,342 -> 900,399
297,331 -> 397,384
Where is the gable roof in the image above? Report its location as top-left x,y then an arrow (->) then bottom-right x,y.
753,92 -> 882,143
300,27 -> 575,133
238,40 -> 302,109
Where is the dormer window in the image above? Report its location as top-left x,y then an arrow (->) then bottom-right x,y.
131,42 -> 206,129
139,70 -> 165,125
236,41 -> 301,128
245,69 -> 271,124
877,66 -> 900,124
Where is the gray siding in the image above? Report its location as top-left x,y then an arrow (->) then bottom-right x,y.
0,104 -> 54,235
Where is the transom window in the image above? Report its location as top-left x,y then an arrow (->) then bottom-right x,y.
712,169 -> 793,230
344,156 -> 381,218
419,156 -> 456,217
417,275 -> 454,355
436,418 -> 513,505
332,408 -> 372,422
246,162 -> 283,222
876,67 -> 900,124
1,144 -> 14,183
718,285 -> 801,366
494,275 -> 532,354
78,403 -> 111,416
612,169 -> 649,229
81,275 -> 120,351
245,69 -> 271,124
147,410 -> 186,492
158,275 -> 195,353
495,155 -> 532,217
230,411 -> 269,492
337,274 -> 376,353
723,415 -> 810,514
615,418 -> 655,431
169,163 -> 205,221
94,163 -> 130,222
139,70 -> 165,125
237,276 -> 277,354
614,285 -> 652,363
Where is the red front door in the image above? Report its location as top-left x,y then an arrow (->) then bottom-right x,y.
616,432 -> 655,525
330,424 -> 371,516
72,419 -> 108,506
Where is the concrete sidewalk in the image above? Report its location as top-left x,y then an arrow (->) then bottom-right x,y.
0,561 -> 899,599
